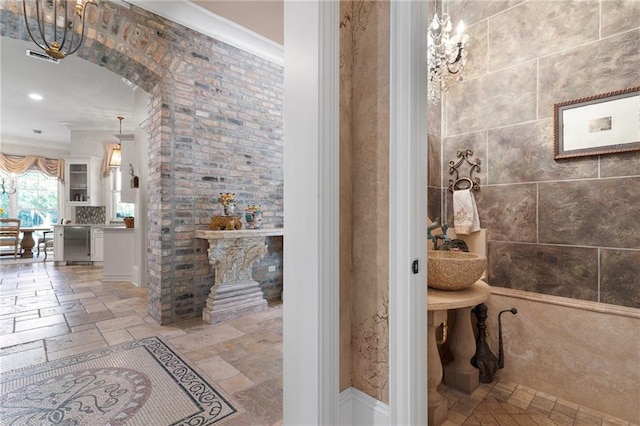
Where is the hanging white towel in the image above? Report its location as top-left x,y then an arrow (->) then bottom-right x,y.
453,189 -> 480,235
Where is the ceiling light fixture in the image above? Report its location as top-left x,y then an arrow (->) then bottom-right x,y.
427,3 -> 469,103
22,0 -> 98,60
29,93 -> 43,101
109,116 -> 124,168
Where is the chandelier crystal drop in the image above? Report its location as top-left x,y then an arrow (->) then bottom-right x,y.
427,12 -> 469,103
23,0 -> 98,60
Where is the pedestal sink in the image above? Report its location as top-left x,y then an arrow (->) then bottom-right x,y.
427,249 -> 490,426
428,250 -> 487,290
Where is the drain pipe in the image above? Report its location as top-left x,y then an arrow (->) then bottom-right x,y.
498,308 -> 518,369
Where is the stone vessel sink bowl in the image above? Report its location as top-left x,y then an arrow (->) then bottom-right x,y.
427,250 -> 487,291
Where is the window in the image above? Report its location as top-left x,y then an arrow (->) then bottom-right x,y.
0,170 -> 59,227
109,168 -> 134,221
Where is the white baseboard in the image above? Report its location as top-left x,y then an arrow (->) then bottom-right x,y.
339,387 -> 390,426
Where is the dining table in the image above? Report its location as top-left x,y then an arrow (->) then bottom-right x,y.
20,227 -> 52,258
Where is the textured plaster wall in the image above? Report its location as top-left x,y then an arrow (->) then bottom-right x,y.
1,1 -> 284,324
428,0 -> 640,421
339,0 -> 354,393
339,1 -> 390,403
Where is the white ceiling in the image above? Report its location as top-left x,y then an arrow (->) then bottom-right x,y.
0,1 -> 283,151
0,37 -> 138,149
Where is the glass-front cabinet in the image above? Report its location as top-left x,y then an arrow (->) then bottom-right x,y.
65,157 -> 101,206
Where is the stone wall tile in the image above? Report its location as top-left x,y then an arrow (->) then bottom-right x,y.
428,101 -> 441,138
602,0 -> 640,37
448,0 -> 523,26
477,184 -> 536,242
538,178 -> 640,248
600,249 -> 640,309
538,29 -> 640,119
488,0 -> 598,72
427,187 -> 443,224
428,133 -> 441,187
600,151 -> 640,178
487,119 -> 597,184
445,61 -> 536,135
461,20 -> 488,81
488,242 -> 598,301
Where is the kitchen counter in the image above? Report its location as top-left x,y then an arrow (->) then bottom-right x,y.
103,227 -> 135,282
55,224 -> 127,228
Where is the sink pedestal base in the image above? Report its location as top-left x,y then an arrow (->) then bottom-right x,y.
428,310 -> 448,426
428,281 -> 491,426
444,306 -> 480,394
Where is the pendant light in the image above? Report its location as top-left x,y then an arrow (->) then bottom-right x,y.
109,116 -> 123,168
23,0 -> 98,60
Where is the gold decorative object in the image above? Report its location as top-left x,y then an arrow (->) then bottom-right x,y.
218,192 -> 237,215
210,215 -> 242,231
23,0 -> 98,60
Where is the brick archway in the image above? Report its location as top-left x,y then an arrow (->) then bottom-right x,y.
1,1 -> 284,324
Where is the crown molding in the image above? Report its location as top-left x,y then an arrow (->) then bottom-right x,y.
125,0 -> 284,66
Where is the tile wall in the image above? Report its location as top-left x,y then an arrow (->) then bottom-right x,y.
436,0 -> 640,309
75,206 -> 106,224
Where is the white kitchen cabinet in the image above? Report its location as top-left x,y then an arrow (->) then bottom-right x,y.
53,225 -> 64,261
91,227 -> 104,261
65,156 -> 102,206
103,228 -> 134,281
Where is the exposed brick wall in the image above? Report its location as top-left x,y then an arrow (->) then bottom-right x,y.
1,0 -> 284,324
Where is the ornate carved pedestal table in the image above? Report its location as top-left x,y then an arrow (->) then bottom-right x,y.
196,228 -> 284,324
427,280 -> 490,426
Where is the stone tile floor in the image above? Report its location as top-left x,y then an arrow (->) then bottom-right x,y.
0,261 -> 634,426
440,381 -> 635,426
0,261 -> 282,425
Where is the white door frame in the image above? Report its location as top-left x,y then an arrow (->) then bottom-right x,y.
389,1 -> 428,424
283,0 -> 340,424
285,0 -> 427,423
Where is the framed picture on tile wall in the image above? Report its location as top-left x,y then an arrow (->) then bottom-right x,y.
554,86 -> 640,159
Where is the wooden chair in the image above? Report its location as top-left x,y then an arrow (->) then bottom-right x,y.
0,218 -> 21,259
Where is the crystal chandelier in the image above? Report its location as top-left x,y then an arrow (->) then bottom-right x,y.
23,0 -> 98,60
427,10 -> 469,103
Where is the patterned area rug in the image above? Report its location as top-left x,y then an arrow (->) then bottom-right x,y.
0,336 -> 236,425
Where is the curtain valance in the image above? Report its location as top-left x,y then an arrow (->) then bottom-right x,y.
0,153 -> 65,181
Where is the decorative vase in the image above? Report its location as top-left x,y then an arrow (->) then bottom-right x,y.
245,205 -> 263,229
219,192 -> 237,216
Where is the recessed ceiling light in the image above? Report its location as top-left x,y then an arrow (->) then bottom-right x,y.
29,93 -> 43,101
33,129 -> 43,134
